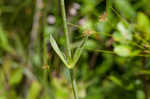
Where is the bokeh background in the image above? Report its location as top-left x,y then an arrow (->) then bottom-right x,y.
0,0 -> 150,99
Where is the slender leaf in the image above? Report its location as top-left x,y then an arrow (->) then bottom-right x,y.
27,81 -> 42,99
0,25 -> 13,52
49,34 -> 69,67
71,35 -> 88,68
9,68 -> 23,86
109,76 -> 123,87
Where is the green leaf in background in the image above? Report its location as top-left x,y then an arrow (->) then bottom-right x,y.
114,0 -> 136,19
114,45 -> 131,57
97,22 -> 112,36
114,44 -> 141,57
9,68 -> 23,86
125,83 -> 134,91
49,34 -> 70,68
117,22 -> 132,41
109,76 -> 123,87
81,0 -> 97,15
136,12 -> 150,40
136,90 -> 145,99
85,39 -> 100,51
27,81 -> 42,99
52,78 -> 70,99
113,31 -> 126,43
0,24 -> 13,53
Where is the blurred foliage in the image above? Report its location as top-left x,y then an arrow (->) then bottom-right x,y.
0,0 -> 150,99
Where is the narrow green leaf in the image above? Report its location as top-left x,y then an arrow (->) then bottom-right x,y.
0,25 -> 13,52
109,76 -> 123,87
71,35 -> 88,68
137,12 -> 150,40
49,34 -> 69,67
27,81 -> 42,99
9,68 -> 23,86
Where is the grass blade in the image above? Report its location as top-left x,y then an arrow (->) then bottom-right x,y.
49,34 -> 69,67
71,35 -> 88,68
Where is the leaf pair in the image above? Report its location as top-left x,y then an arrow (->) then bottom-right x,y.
49,34 -> 88,69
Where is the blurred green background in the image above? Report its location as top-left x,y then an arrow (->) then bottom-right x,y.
0,0 -> 150,99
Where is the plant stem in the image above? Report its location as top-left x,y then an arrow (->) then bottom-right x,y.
60,0 -> 78,99
60,0 -> 71,58
70,70 -> 79,99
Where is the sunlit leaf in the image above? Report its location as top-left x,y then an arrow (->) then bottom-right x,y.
136,90 -> 145,99
137,12 -> 150,40
113,31 -> 126,43
117,22 -> 132,40
114,45 -> 131,57
85,39 -> 99,51
0,24 -> 13,52
27,81 -> 42,99
9,68 -> 23,86
126,83 -> 134,90
109,76 -> 123,86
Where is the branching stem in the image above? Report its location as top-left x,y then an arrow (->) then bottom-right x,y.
60,0 -> 78,99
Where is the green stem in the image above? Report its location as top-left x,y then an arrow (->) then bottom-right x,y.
60,0 -> 71,58
60,0 -> 78,98
70,70 -> 79,99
